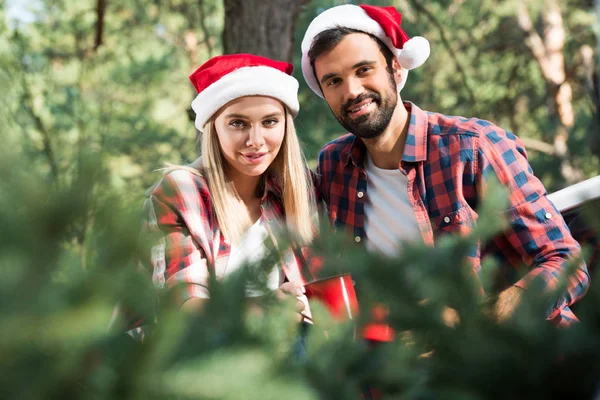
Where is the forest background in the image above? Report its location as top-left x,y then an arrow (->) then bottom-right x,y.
3,0 -> 599,193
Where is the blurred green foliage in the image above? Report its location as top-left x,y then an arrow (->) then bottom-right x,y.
1,129 -> 599,399
1,1 -> 600,399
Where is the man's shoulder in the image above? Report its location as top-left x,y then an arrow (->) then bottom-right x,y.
424,109 -> 499,138
421,109 -> 525,152
318,133 -> 355,158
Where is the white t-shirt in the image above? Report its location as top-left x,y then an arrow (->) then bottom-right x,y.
364,153 -> 422,257
226,218 -> 295,297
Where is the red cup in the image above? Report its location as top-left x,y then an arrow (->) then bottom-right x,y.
304,275 -> 395,342
304,273 -> 359,321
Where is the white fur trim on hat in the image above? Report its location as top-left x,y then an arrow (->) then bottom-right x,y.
301,4 -> 429,98
191,66 -> 299,131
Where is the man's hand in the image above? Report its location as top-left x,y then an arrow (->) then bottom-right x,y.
418,299 -> 460,328
442,306 -> 460,328
495,285 -> 524,322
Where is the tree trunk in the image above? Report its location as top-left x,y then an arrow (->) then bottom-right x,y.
596,0 -> 600,109
517,0 -> 583,184
94,0 -> 106,51
222,0 -> 307,62
594,0 -> 600,156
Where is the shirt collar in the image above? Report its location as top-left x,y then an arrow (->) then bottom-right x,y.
260,172 -> 282,202
343,135 -> 367,168
403,101 -> 428,162
342,101 -> 429,167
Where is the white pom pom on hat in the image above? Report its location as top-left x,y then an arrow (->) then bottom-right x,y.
397,35 -> 430,70
300,4 -> 430,98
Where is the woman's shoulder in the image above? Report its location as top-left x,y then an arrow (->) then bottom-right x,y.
143,166 -> 216,235
147,166 -> 210,201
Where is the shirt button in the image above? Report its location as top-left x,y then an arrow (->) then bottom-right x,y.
354,236 -> 362,243
443,216 -> 451,223
357,191 -> 364,198
545,212 -> 552,219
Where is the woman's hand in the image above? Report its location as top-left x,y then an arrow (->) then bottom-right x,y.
181,282 -> 308,322
275,281 -> 307,322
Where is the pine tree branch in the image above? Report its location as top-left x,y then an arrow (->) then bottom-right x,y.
197,0 -> 214,57
20,90 -> 60,184
15,36 -> 60,185
517,0 -> 566,86
519,136 -> 556,155
579,44 -> 594,96
408,0 -> 475,104
516,1 -> 550,77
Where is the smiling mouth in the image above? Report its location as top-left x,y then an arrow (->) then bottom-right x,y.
349,101 -> 371,112
347,99 -> 376,117
243,152 -> 266,158
241,152 -> 268,164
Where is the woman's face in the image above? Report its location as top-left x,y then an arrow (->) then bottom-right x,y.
214,96 -> 286,181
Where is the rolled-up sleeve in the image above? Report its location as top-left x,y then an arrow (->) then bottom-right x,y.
144,171 -> 214,305
478,127 -> 590,320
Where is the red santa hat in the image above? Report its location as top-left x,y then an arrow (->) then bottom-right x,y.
301,4 -> 430,97
189,54 -> 300,131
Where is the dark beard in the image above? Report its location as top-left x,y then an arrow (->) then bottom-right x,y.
335,79 -> 398,140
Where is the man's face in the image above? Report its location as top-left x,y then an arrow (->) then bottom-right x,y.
313,33 -> 400,139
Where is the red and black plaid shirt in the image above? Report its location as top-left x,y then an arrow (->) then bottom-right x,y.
316,102 -> 590,326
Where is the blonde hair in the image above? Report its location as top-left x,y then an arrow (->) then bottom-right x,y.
170,108 -> 316,245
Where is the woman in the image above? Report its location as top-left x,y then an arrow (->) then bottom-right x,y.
144,54 -> 317,316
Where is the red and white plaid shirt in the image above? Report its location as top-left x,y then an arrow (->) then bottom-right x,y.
316,102 -> 590,326
144,169 -> 317,306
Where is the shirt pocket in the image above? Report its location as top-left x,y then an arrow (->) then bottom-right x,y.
432,205 -> 478,238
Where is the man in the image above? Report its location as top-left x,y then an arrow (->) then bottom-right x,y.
300,4 -> 590,325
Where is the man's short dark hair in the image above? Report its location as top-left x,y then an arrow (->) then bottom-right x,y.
308,27 -> 395,85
